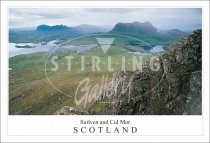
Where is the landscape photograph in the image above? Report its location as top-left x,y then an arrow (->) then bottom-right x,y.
9,8 -> 202,115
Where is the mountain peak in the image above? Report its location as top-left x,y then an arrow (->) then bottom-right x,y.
143,21 -> 153,25
110,21 -> 158,35
159,28 -> 186,37
36,24 -> 70,31
72,24 -> 109,34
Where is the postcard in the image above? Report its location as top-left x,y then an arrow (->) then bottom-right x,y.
0,0 -> 209,142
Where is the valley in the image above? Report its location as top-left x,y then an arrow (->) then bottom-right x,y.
9,21 -> 200,115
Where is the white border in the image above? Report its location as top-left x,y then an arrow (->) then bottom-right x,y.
1,1 -> 209,142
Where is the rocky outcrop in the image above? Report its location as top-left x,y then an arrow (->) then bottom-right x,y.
107,29 -> 202,115
54,106 -> 88,115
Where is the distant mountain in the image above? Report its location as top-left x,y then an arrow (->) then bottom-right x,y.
110,21 -> 187,41
72,24 -> 109,34
110,21 -> 158,35
36,24 -> 71,32
159,29 -> 187,37
36,24 -> 109,34
9,22 -> 187,44
9,24 -> 109,43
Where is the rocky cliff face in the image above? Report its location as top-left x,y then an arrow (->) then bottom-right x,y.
54,29 -> 202,115
108,29 -> 202,115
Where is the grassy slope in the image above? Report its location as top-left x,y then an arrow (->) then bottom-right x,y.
9,32 -> 177,115
9,42 -> 155,115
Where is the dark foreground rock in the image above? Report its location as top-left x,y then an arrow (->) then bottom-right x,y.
108,29 -> 202,115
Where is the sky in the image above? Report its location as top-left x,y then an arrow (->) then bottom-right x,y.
9,8 -> 202,30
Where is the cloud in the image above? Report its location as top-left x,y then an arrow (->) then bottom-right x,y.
9,8 -> 202,30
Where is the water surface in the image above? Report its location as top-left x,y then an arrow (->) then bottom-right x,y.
9,41 -> 98,57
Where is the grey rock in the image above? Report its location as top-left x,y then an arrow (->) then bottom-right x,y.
100,29 -> 202,115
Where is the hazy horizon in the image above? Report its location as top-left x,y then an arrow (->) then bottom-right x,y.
9,8 -> 202,31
